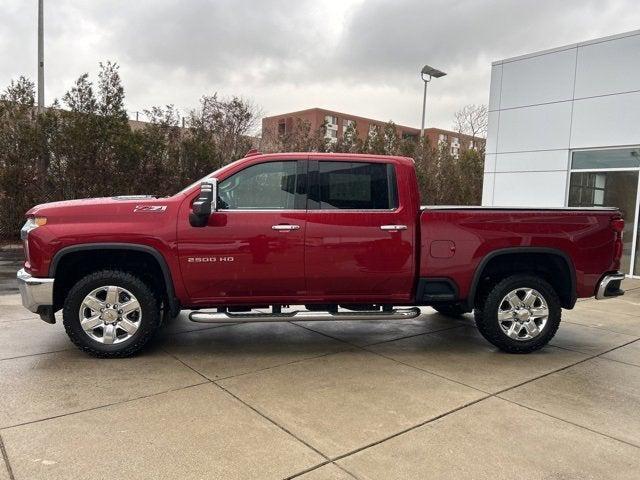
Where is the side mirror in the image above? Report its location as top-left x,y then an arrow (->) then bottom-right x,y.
189,179 -> 217,227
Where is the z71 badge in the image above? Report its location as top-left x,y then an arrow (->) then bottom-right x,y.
134,205 -> 167,213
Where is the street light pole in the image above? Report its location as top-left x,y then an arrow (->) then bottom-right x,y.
420,78 -> 429,138
38,0 -> 44,111
419,64 -> 446,138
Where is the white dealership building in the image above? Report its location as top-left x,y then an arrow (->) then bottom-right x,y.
482,29 -> 640,278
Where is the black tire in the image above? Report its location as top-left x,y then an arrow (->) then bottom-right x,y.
433,303 -> 469,318
475,274 -> 561,353
63,270 -> 161,358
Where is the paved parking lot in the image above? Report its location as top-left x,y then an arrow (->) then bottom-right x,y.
0,279 -> 639,479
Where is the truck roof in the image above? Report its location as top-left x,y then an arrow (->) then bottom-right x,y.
247,152 -> 415,166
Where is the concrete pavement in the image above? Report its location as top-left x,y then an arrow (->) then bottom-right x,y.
0,279 -> 639,479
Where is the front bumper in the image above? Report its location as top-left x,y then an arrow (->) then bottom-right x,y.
17,268 -> 55,322
595,272 -> 626,300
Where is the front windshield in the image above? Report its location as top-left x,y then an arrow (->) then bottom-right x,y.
174,158 -> 245,196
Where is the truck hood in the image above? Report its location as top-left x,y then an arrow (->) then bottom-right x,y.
26,196 -> 167,217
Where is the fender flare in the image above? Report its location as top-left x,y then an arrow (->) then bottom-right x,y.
50,243 -> 179,316
466,247 -> 577,309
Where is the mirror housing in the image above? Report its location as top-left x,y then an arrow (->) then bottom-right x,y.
189,179 -> 217,227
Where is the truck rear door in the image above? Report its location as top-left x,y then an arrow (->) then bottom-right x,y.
304,158 -> 415,302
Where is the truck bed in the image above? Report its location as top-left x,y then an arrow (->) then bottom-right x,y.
419,206 -> 622,302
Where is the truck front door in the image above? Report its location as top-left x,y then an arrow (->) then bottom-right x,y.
304,159 -> 415,303
177,159 -> 307,304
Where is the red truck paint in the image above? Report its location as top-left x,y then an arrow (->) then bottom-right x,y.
420,208 -> 621,301
24,152 -> 623,310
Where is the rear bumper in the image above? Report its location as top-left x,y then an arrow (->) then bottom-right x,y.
595,272 -> 626,300
17,269 -> 55,321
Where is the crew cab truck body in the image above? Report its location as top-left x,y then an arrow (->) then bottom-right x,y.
17,152 -> 626,357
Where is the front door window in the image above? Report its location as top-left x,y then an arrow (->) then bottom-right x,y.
218,161 -> 299,210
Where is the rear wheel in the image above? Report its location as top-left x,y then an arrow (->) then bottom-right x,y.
63,270 -> 161,358
475,274 -> 561,353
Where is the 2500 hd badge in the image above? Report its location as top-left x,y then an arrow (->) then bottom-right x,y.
187,256 -> 235,263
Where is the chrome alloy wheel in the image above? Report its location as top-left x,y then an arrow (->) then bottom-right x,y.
79,286 -> 142,344
497,288 -> 549,341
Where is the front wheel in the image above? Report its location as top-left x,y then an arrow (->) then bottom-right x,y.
475,274 -> 561,353
63,270 -> 161,358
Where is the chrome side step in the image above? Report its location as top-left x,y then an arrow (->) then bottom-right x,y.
189,307 -> 421,323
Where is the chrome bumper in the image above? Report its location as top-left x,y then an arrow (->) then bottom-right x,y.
17,268 -> 54,313
595,272 -> 626,300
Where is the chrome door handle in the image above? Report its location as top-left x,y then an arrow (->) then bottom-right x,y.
272,224 -> 300,231
380,225 -> 407,231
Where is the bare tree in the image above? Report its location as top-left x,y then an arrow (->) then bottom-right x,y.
188,93 -> 262,162
453,104 -> 488,138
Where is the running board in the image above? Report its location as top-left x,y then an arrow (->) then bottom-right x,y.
189,307 -> 421,323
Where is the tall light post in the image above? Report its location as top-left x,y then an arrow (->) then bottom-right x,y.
37,0 -> 44,111
420,64 -> 446,138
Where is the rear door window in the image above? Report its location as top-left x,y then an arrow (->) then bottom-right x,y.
310,161 -> 398,210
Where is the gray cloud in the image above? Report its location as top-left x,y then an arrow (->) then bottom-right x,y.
98,0 -> 326,82
1,0 -> 639,130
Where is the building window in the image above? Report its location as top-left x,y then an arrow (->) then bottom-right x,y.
324,115 -> 339,142
438,133 -> 447,144
324,115 -> 338,125
277,121 -> 286,136
572,148 -> 640,170
343,119 -> 356,137
569,172 -> 607,206
568,147 -> 640,276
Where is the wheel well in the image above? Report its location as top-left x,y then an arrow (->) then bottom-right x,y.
472,252 -> 575,309
52,249 -> 170,312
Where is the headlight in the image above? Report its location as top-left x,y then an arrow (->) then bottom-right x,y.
20,217 -> 47,240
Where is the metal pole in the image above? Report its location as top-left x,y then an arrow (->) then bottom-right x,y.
420,78 -> 429,137
37,0 -> 44,111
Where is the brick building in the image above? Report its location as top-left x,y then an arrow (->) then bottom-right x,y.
261,107 -> 484,158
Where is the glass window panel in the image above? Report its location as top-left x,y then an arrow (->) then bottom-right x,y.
636,209 -> 640,276
314,162 -> 397,210
572,148 -> 640,170
569,171 -> 638,274
218,161 -> 298,210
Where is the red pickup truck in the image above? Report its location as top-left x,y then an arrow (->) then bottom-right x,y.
17,151 -> 626,357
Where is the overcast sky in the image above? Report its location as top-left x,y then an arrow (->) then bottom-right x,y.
2,0 -> 640,132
